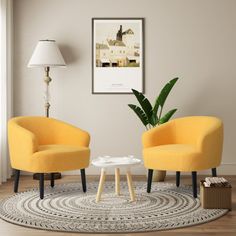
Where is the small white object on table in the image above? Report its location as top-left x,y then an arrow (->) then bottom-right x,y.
92,156 -> 141,203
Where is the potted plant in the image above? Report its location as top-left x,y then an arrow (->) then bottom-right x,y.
128,77 -> 179,181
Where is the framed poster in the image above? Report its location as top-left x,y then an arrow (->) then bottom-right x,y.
92,18 -> 145,94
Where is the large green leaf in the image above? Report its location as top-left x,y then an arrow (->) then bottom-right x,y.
131,89 -> 153,121
159,109 -> 177,124
154,77 -> 179,112
128,104 -> 149,127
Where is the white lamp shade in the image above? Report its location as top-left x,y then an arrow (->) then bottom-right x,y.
28,40 -> 66,67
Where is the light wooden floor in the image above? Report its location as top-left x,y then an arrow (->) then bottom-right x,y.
0,175 -> 235,236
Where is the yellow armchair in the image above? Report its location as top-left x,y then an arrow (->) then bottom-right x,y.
142,116 -> 223,197
8,116 -> 90,199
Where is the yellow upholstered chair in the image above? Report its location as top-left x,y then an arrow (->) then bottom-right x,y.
142,116 -> 223,198
8,116 -> 90,199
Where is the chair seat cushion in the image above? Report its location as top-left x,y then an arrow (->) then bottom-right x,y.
143,144 -> 202,171
30,145 -> 90,173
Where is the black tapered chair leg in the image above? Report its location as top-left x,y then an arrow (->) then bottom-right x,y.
50,173 -> 55,188
147,169 -> 153,193
176,171 -> 180,187
212,168 -> 217,177
39,173 -> 44,199
192,171 -> 197,198
14,169 -> 20,193
80,169 -> 86,192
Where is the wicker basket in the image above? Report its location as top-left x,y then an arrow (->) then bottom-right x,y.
200,180 -> 232,210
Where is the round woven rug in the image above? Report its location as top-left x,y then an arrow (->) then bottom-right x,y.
0,182 -> 228,233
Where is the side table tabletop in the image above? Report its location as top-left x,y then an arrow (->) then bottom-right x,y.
92,156 -> 141,203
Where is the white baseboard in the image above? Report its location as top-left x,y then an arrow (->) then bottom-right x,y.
216,163 -> 236,175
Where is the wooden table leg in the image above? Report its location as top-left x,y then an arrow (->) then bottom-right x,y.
115,168 -> 120,195
126,170 -> 136,202
96,168 -> 106,203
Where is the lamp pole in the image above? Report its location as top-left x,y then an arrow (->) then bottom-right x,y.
44,67 -> 51,117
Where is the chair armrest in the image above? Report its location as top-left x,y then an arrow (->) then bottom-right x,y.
51,119 -> 90,147
8,120 -> 38,167
197,121 -> 223,158
142,121 -> 174,148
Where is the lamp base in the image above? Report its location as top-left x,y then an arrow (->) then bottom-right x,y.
33,172 -> 62,180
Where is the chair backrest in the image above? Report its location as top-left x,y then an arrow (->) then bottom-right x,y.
13,116 -> 61,145
173,116 -> 223,145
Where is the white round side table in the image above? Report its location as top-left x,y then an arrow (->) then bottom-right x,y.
92,156 -> 141,203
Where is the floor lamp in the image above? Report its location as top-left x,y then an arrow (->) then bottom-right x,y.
28,39 -> 66,180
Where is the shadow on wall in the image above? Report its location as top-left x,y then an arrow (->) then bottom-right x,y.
59,44 -> 79,65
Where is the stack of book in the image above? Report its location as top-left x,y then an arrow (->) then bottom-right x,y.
203,177 -> 230,187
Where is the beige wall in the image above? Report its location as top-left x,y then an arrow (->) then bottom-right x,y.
13,0 -> 236,175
